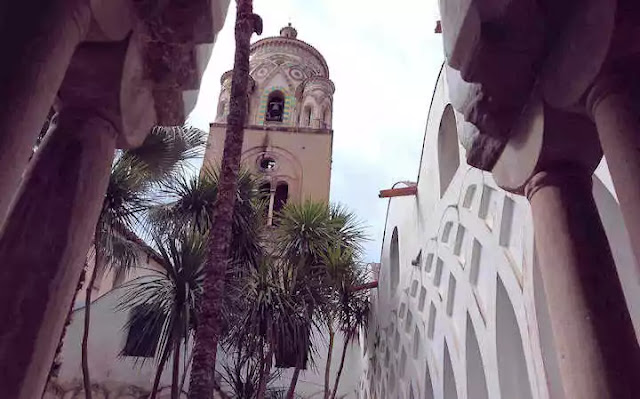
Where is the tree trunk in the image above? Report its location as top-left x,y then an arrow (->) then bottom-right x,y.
172,338 -> 181,399
149,341 -> 173,399
257,340 -> 273,399
179,345 -> 195,395
188,2 -> 261,398
330,336 -> 350,399
81,249 -> 101,399
324,327 -> 335,399
286,365 -> 302,399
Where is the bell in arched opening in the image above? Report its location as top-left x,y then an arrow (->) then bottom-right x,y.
265,91 -> 285,122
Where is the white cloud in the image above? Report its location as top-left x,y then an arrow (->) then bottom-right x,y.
189,0 -> 444,262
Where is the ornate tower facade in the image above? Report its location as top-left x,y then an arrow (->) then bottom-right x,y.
205,24 -> 335,222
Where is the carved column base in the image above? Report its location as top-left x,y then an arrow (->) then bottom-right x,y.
526,165 -> 640,399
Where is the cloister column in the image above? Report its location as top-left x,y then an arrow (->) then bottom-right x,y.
0,0 -> 92,224
0,34 -> 151,398
588,75 -> 640,268
0,107 -> 117,399
525,165 -> 640,399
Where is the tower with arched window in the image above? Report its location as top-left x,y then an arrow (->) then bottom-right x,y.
206,24 -> 335,223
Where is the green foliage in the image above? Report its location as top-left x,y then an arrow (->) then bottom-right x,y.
217,345 -> 282,399
148,166 -> 265,268
118,230 -> 207,364
116,175 -> 370,397
98,125 -> 207,276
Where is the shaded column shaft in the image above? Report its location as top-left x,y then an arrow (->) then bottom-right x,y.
590,80 -> 640,270
526,166 -> 640,399
0,0 -> 91,225
0,107 -> 116,399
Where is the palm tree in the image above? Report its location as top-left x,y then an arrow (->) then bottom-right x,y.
221,258 -> 302,399
148,166 -> 265,268
272,202 -> 333,399
328,252 -> 370,399
188,1 -> 263,396
226,256 -> 310,399
272,201 -> 367,399
115,166 -> 264,398
81,125 -> 206,399
119,230 -> 207,399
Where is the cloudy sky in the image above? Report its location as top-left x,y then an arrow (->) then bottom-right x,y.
189,0 -> 444,262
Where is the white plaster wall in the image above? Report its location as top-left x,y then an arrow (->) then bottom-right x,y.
55,281 -> 184,397
266,328 -> 363,398
361,64 -> 640,399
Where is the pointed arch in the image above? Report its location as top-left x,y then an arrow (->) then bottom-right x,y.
322,106 -> 332,128
300,104 -> 313,127
424,359 -> 435,399
438,104 -> 460,196
389,227 -> 400,293
466,314 -> 489,399
496,277 -> 534,399
443,342 -> 459,399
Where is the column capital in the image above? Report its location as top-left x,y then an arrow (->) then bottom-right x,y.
524,165 -> 592,201
585,74 -> 629,119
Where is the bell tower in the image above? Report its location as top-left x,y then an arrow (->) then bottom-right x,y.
205,24 -> 335,223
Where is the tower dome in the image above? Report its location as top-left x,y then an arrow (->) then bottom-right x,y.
215,25 -> 334,128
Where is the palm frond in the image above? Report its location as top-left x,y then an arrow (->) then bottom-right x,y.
329,203 -> 368,257
120,125 -> 207,185
146,166 -> 265,268
273,201 -> 335,266
107,233 -> 140,283
117,230 -> 207,366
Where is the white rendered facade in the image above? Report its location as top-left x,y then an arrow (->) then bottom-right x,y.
359,66 -> 640,399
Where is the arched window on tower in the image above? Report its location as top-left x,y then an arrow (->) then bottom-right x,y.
322,107 -> 331,128
265,91 -> 285,122
301,105 -> 312,127
273,182 -> 289,214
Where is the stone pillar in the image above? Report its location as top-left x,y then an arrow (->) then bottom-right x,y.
0,0 -> 92,225
525,165 -> 640,399
588,75 -> 640,268
0,107 -> 117,399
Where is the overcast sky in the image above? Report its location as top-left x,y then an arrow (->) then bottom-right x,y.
189,0 -> 444,262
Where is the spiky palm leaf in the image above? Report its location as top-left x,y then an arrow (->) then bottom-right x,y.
120,125 -> 206,185
227,257 -> 319,376
94,126 -> 207,279
81,126 -> 206,399
147,166 -> 265,268
118,230 -> 207,367
274,201 -> 335,266
217,344 -> 282,399
329,203 -> 367,257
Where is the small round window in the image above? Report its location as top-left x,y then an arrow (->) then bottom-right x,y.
259,157 -> 276,171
